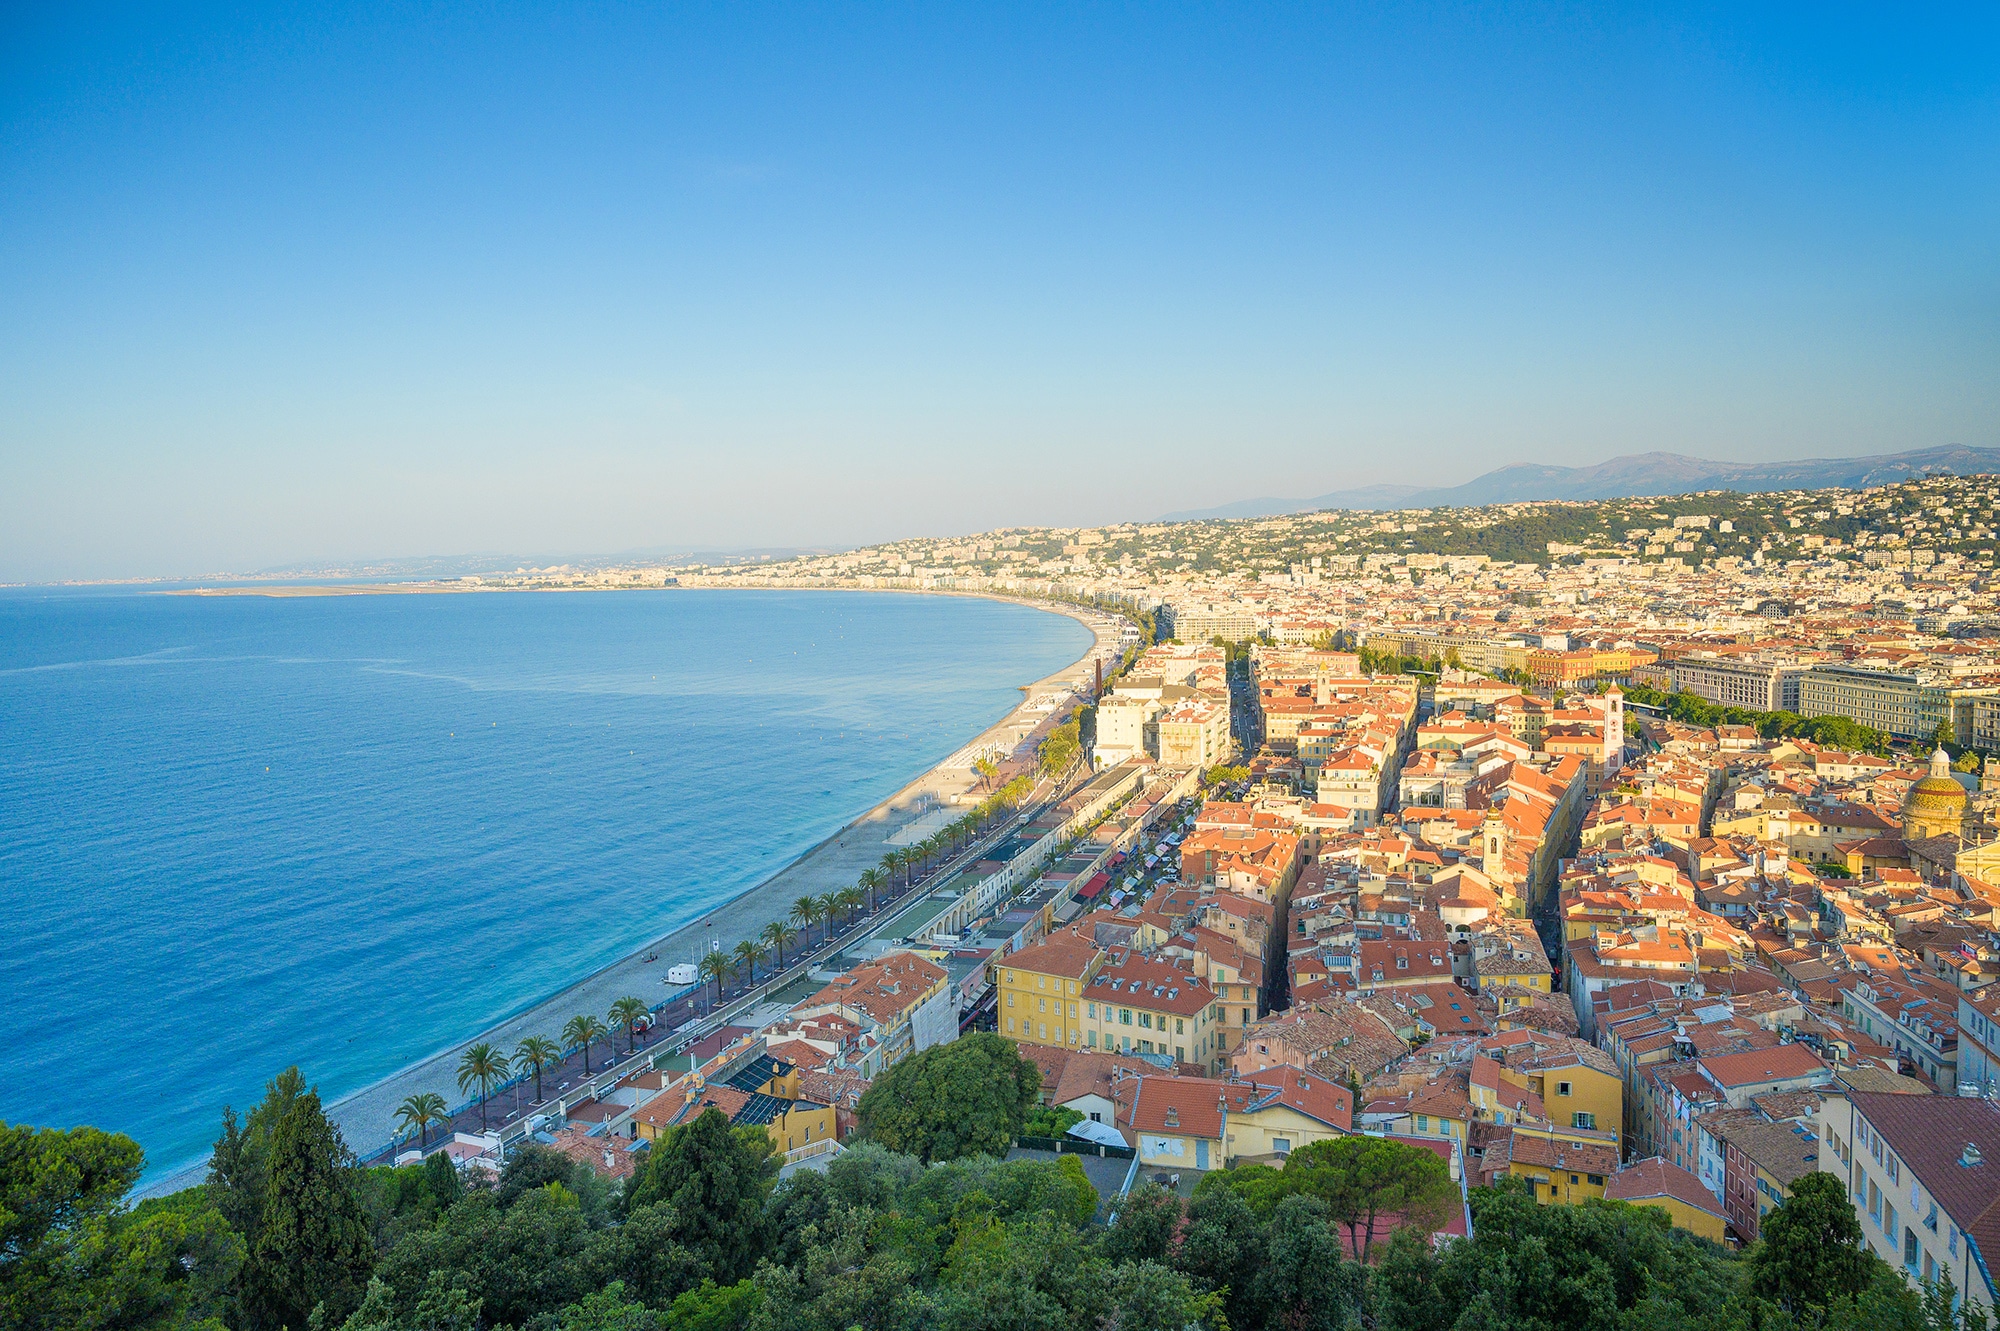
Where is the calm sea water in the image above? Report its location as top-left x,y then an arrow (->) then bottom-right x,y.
0,587 -> 1088,1182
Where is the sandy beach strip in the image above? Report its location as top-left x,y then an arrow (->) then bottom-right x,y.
139,594 -> 1127,1195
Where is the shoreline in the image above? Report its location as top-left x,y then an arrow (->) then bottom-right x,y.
138,588 -> 1127,1196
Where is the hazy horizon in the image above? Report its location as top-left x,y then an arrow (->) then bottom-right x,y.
5,6 -> 1997,582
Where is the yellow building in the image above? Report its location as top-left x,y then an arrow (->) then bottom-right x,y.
1082,951 -> 1223,1068
998,935 -> 1104,1050
1501,1122 -> 1620,1205
1603,1157 -> 1728,1241
1480,1032 -> 1625,1151
633,1051 -> 836,1157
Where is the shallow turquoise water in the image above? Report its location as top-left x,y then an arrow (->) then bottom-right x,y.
0,587 -> 1088,1181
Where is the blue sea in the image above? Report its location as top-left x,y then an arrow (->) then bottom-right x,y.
0,587 -> 1089,1183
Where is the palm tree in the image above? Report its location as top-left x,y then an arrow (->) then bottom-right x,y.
761,919 -> 794,970
732,939 -> 763,988
456,1043 -> 511,1132
697,950 -> 730,1007
514,1036 -> 559,1104
609,996 -> 649,1055
563,1014 -> 608,1075
880,851 -> 906,892
395,1091 -> 448,1149
814,891 -> 841,941
836,886 -> 864,924
858,868 -> 887,913
791,895 -> 821,946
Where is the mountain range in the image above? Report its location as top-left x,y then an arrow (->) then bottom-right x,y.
1161,444 -> 2000,522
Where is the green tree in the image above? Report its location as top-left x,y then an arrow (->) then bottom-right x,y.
241,1087 -> 375,1331
858,868 -> 888,914
515,1036 -> 561,1103
730,940 -> 763,988
835,886 -> 864,925
208,1065 -> 309,1256
624,1108 -> 777,1283
1285,1133 -> 1458,1261
696,952 -> 730,1008
337,1272 -> 481,1331
789,896 -> 822,948
813,891 -> 841,939
759,919 -> 794,972
423,1150 -> 461,1208
395,1091 -> 448,1150
565,1014 -> 610,1075
1748,1170 -> 1876,1315
456,1043 -> 511,1132
610,996 -> 651,1055
0,1122 -> 242,1331
855,1032 -> 1041,1163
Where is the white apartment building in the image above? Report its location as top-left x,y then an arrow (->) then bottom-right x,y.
1668,654 -> 1810,713
1093,694 -> 1159,769
1818,1089 -> 2000,1315
1800,665 -> 1994,742
1164,603 -> 1259,643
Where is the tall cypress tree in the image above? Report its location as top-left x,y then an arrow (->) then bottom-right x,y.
625,1108 -> 775,1283
423,1149 -> 462,1209
241,1089 -> 375,1330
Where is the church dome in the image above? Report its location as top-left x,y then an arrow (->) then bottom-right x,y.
1904,747 -> 1968,839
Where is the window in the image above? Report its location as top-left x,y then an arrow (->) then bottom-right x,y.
1417,1115 -> 1430,1132
1905,1229 -> 1920,1269
1007,1018 -> 1016,1033
1007,994 -> 1015,1008
1176,1045 -> 1186,1061
1273,1137 -> 1292,1154
1120,1009 -> 1133,1025
1088,1003 -> 1097,1018
1039,1024 -> 1047,1039
1573,1112 -> 1596,1130
1140,1013 -> 1153,1029
1037,976 -> 1046,990
1176,1018 -> 1186,1034
1557,1081 -> 1572,1097
1038,998 -> 1046,1013
1588,1174 -> 1605,1186
1086,1031 -> 1097,1048
1889,1156 -> 1900,1184
1570,1174 -> 1580,1185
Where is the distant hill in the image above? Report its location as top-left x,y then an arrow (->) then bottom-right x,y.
1161,445 -> 2000,521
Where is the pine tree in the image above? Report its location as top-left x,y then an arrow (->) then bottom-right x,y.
624,1107 -> 776,1283
241,1088 -> 376,1330
423,1149 -> 462,1208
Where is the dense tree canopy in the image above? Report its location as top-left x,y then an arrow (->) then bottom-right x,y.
17,1050 -> 1998,1331
855,1031 -> 1041,1163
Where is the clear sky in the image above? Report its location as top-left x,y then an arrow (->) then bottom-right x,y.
3,4 -> 1996,580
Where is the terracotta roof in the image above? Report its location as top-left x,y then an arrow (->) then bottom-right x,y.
1848,1091 -> 2000,1270
1697,1043 -> 1826,1089
1506,1130 -> 1619,1177
1604,1155 -> 1724,1218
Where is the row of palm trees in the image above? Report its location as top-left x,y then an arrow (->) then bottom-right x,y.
389,777 -> 1043,1154
393,994 -> 659,1145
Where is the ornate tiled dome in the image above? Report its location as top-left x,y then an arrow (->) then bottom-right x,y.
1904,747 -> 1967,841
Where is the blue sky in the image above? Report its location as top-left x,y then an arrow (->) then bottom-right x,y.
3,4 -> 1995,579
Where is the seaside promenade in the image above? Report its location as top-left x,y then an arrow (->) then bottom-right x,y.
141,597 -> 1127,1194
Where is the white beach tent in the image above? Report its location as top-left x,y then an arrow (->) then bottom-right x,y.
1066,1118 -> 1128,1149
